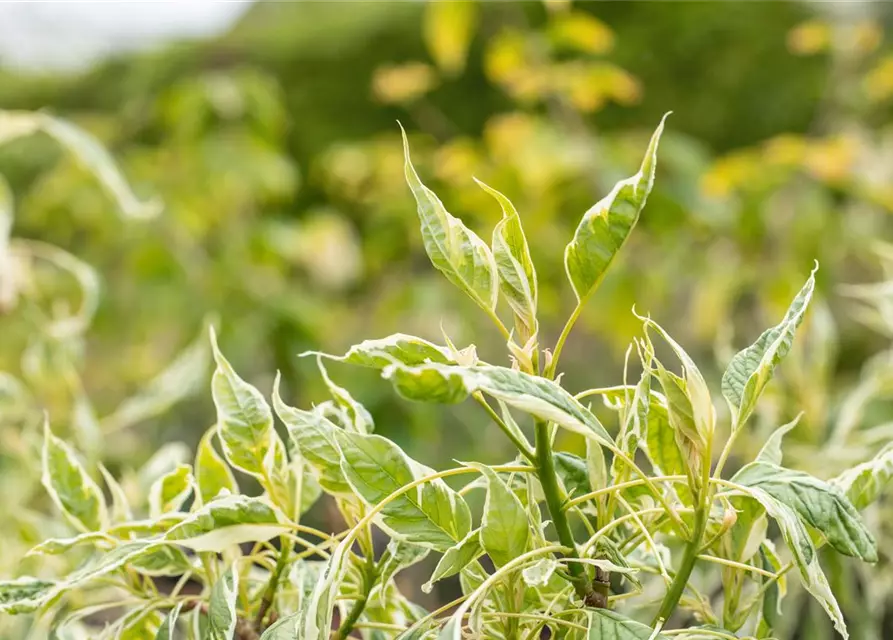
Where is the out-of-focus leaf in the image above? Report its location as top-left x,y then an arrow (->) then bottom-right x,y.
164,494 -> 289,552
194,427 -> 239,504
831,443 -> 893,511
423,0 -> 477,76
148,464 -> 194,517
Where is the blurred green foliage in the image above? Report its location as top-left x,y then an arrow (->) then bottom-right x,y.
3,1 -> 893,635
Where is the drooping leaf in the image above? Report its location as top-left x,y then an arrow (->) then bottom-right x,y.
376,540 -> 429,605
466,462 -> 530,567
41,420 -> 107,532
207,567 -> 239,640
335,430 -> 471,551
586,609 -> 668,639
164,494 -> 289,553
734,485 -> 847,638
564,115 -> 667,304
422,529 -> 483,593
272,373 -> 352,495
381,362 -> 614,446
195,427 -> 239,504
831,443 -> 893,511
313,333 -> 454,369
733,461 -> 877,562
401,125 -> 498,315
477,178 -> 537,335
722,266 -> 818,427
148,464 -> 194,517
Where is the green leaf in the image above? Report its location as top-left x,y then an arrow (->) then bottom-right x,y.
335,430 -> 472,551
553,452 -> 592,498
155,602 -> 183,640
733,461 -> 877,562
259,612 -> 301,639
722,265 -> 818,427
41,420 -> 108,532
99,463 -> 133,523
317,357 -> 374,433
564,115 -> 667,304
148,464 -> 194,517
272,373 -> 352,495
376,540 -> 429,605
315,333 -> 455,369
195,427 -> 239,504
401,125 -> 498,314
586,609 -> 668,639
164,494 -> 289,553
0,577 -> 56,614
27,532 -> 115,557
755,414 -> 802,466
734,485 -> 847,638
831,443 -> 893,511
476,178 -> 537,335
422,529 -> 483,593
586,438 -> 608,494
465,462 -> 530,567
130,545 -> 193,577
381,362 -> 614,447
210,329 -> 291,509
207,567 -> 238,640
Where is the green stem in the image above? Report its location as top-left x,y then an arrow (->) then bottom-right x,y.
546,303 -> 584,380
474,392 -> 536,463
534,418 -> 589,600
255,537 -> 290,628
333,554 -> 378,640
652,506 -> 707,626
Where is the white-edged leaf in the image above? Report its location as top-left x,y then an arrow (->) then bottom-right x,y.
733,461 -> 876,562
722,265 -> 818,428
41,420 -> 108,532
522,558 -> 558,587
477,178 -> 537,335
335,430 -> 472,551
155,601 -> 183,640
195,427 -> 239,504
164,494 -> 289,553
755,413 -> 802,466
149,464 -> 194,517
831,443 -> 893,511
422,528 -> 483,593
465,462 -> 530,567
564,115 -> 667,303
99,463 -> 133,523
207,567 -> 238,640
0,577 -> 57,614
311,333 -> 454,369
586,609 -> 668,639
401,125 -> 498,314
272,373 -> 352,495
316,356 -> 374,433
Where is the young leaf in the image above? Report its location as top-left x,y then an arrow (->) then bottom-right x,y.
335,430 -> 472,551
148,464 -> 194,517
564,115 -> 667,304
733,461 -> 877,562
586,438 -> 608,493
422,529 -> 483,593
375,540 -> 429,604
195,427 -> 239,504
41,420 -> 108,532
722,265 -> 818,428
465,462 -> 530,567
586,609 -> 668,639
99,462 -> 133,523
164,494 -> 290,552
317,357 -> 374,433
831,443 -> 893,511
207,567 -> 238,640
272,373 -> 352,495
553,452 -> 592,497
400,125 -> 499,315
476,178 -> 538,335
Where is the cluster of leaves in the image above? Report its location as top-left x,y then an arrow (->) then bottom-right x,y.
2,112 -> 891,640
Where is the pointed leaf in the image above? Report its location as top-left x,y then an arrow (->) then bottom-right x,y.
423,529 -> 483,593
565,115 -> 667,303
335,430 -> 472,550
195,427 -> 239,504
733,461 -> 876,562
831,443 -> 893,511
164,495 -> 289,552
316,333 -> 454,369
155,602 -> 183,640
149,464 -> 194,517
755,414 -> 802,466
586,609 -> 668,639
207,567 -> 238,640
722,266 -> 818,427
466,462 -> 530,567
42,421 -> 107,532
401,126 -> 498,313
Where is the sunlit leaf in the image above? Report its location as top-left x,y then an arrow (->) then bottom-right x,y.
465,462 -> 530,567
148,464 -> 194,517
423,0 -> 477,76
422,529 -> 483,593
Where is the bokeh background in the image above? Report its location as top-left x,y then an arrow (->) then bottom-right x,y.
3,2 -> 893,637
